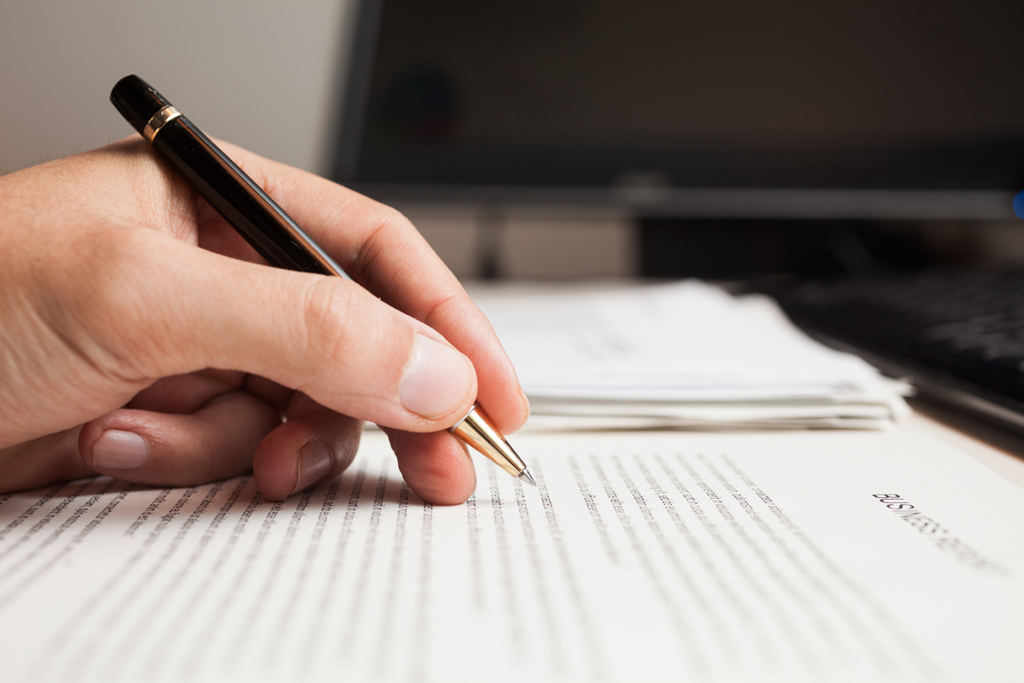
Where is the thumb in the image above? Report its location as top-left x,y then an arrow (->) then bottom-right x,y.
102,232 -> 478,431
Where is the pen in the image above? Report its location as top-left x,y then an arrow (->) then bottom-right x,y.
109,74 -> 536,488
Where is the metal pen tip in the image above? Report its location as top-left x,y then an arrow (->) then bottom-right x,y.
518,469 -> 538,487
451,405 -> 535,484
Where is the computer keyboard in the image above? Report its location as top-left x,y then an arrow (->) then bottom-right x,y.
769,269 -> 1024,430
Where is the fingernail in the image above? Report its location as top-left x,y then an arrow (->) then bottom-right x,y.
520,388 -> 532,420
400,334 -> 475,419
294,441 -> 334,494
92,430 -> 150,469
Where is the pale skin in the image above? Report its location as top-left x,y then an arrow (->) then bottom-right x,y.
0,138 -> 529,505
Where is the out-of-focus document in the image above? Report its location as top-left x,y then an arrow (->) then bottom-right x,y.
469,281 -> 909,429
1,429 -> 1022,682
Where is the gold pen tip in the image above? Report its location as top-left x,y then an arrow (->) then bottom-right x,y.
519,469 -> 538,487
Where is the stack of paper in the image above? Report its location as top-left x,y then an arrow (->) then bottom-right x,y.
470,281 -> 910,430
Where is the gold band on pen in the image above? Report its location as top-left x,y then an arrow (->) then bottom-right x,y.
142,105 -> 182,143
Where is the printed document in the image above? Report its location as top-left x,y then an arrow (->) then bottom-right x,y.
1,429 -> 1022,682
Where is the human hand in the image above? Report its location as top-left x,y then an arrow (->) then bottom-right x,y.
0,138 -> 528,504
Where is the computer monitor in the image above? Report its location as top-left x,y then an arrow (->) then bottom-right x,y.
332,0 -> 1024,221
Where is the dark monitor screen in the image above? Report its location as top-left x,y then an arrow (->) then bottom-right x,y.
333,0 -> 1024,219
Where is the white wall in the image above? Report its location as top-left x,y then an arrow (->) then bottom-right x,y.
0,0 -> 353,175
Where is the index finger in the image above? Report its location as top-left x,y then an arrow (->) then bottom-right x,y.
221,142 -> 530,435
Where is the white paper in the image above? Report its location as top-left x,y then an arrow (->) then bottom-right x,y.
1,429 -> 1022,682
469,281 -> 909,427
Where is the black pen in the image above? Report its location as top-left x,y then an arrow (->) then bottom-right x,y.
109,74 -> 535,487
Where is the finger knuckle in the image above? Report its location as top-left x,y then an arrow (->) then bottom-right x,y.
353,207 -> 413,275
299,278 -> 367,374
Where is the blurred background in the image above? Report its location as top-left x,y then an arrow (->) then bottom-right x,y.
3,0 -> 1023,281
0,1 -> 349,175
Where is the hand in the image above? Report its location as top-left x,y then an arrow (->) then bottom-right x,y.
0,138 -> 529,504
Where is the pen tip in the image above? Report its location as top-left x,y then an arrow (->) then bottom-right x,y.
519,469 -> 538,487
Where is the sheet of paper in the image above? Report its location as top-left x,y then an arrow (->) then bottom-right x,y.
1,429 -> 1022,682
469,281 -> 900,397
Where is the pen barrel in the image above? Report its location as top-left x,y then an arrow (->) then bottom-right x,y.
151,117 -> 349,278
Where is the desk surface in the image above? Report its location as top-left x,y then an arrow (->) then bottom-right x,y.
902,399 -> 1024,490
